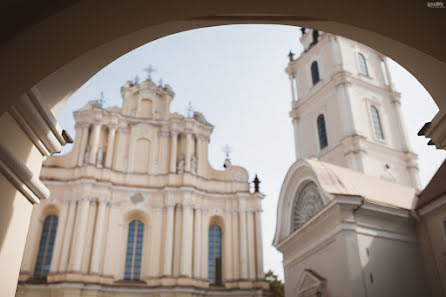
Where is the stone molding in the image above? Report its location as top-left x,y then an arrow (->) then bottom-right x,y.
418,110 -> 446,150
0,138 -> 50,204
418,194 -> 446,216
9,88 -> 71,156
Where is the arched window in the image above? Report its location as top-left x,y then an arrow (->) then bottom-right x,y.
292,182 -> 323,231
124,220 -> 144,280
358,53 -> 369,76
208,224 -> 222,285
370,106 -> 385,140
34,215 -> 58,278
317,114 -> 328,149
311,61 -> 320,85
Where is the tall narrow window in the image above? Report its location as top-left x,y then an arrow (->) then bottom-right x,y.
124,220 -> 144,280
311,61 -> 320,85
317,114 -> 328,149
370,106 -> 385,140
358,53 -> 369,76
34,215 -> 58,278
208,224 -> 222,285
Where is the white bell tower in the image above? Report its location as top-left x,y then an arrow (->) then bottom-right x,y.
286,28 -> 420,188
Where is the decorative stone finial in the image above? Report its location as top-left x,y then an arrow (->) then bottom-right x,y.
253,174 -> 261,193
288,50 -> 295,62
96,91 -> 105,108
222,144 -> 232,168
186,101 -> 194,118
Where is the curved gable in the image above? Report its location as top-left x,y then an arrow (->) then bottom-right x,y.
273,159 -> 331,247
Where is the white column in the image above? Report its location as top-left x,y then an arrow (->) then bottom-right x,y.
58,200 -> 76,272
289,76 -> 297,101
68,198 -> 90,271
193,208 -> 202,279
163,203 -> 175,276
104,126 -> 117,168
231,211 -> 239,280
196,136 -> 203,176
336,82 -> 358,137
199,210 -> 208,280
247,211 -> 256,280
224,211 -> 233,281
169,132 -> 178,173
150,207 -> 162,277
88,124 -> 101,165
239,210 -> 248,279
180,203 -> 193,277
292,117 -> 302,160
185,133 -> 192,172
391,98 -> 410,151
90,200 -> 107,274
49,201 -> 69,273
255,211 -> 264,280
77,125 -> 89,166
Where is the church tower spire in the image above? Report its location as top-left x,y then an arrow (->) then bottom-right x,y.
286,29 -> 420,188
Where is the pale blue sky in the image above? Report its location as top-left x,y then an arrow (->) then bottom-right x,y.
56,25 -> 445,279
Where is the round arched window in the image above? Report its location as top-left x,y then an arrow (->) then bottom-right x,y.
291,182 -> 324,231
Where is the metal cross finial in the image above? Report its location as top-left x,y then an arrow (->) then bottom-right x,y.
222,144 -> 232,159
288,50 -> 295,62
97,91 -> 105,108
134,75 -> 140,84
143,65 -> 156,80
186,101 -> 194,118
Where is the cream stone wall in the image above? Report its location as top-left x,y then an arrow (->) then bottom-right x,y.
16,79 -> 269,296
287,30 -> 419,188
276,186 -> 429,297
417,195 -> 446,297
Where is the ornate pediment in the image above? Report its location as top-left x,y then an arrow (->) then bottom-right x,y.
296,269 -> 326,297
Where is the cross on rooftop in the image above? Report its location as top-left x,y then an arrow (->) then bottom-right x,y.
143,65 -> 156,79
222,144 -> 232,158
97,91 -> 105,108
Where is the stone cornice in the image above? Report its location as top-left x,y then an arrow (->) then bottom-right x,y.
0,138 -> 50,204
40,166 -> 250,193
10,88 -> 71,156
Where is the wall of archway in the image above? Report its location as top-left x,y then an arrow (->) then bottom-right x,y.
0,1 -> 445,117
0,2 -> 445,296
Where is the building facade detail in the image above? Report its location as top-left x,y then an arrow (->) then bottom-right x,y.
275,30 -> 430,297
286,30 -> 420,189
17,78 -> 269,296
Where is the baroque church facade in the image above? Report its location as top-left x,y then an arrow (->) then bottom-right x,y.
274,29 -> 445,297
16,79 -> 269,296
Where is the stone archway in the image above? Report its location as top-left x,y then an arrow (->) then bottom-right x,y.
0,2 -> 445,296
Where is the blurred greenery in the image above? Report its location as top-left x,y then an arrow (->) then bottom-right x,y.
265,270 -> 284,297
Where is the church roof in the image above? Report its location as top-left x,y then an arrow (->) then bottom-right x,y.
306,158 -> 417,210
417,159 -> 446,209
273,158 -> 418,246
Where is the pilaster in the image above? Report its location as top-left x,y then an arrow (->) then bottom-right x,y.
90,200 -> 107,274
88,124 -> 101,165
193,207 -> 202,279
104,126 -> 117,168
